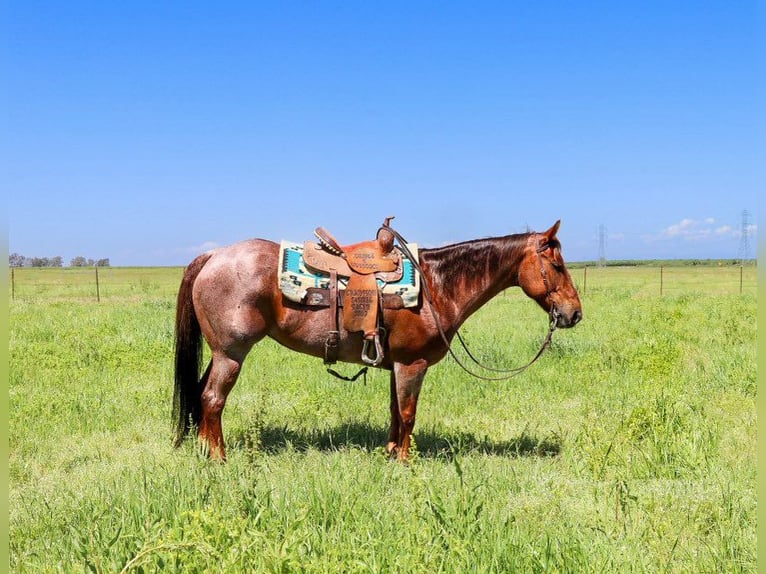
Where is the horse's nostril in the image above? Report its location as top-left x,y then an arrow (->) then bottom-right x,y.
572,310 -> 582,325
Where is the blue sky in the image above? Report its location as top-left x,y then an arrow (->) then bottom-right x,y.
5,2 -> 761,266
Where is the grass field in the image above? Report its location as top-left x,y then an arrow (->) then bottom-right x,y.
8,265 -> 757,572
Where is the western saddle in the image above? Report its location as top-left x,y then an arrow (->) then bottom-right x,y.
302,216 -> 401,366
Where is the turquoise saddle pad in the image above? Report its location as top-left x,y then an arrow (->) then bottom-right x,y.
278,240 -> 420,308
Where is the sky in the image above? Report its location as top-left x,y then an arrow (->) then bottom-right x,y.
4,2 -> 761,266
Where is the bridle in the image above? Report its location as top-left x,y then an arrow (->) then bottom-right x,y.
387,225 -> 558,381
536,238 -> 562,331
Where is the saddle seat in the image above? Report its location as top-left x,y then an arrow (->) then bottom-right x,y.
311,217 -> 398,275
302,217 -> 400,366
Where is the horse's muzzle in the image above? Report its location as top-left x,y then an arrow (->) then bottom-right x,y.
555,308 -> 582,329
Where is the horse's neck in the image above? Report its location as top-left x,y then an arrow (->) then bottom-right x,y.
419,234 -> 527,330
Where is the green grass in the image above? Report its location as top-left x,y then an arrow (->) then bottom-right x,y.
9,266 -> 756,572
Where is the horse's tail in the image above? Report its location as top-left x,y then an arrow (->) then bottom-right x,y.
173,252 -> 213,447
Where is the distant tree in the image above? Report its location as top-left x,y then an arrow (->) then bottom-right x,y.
71,256 -> 111,267
9,254 -> 64,267
9,253 -> 26,267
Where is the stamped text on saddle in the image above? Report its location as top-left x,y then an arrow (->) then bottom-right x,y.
303,216 -> 402,366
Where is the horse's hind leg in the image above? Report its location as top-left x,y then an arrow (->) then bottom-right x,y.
198,351 -> 245,461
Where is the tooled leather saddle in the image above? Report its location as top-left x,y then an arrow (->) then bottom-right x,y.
302,216 -> 400,366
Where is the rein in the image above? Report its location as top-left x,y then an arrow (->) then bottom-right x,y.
387,224 -> 557,381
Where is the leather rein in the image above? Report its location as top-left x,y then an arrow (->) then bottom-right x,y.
387,225 -> 558,381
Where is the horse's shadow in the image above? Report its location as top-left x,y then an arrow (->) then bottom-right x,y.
230,422 -> 561,459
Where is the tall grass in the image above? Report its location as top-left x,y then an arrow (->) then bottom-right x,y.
9,267 -> 756,572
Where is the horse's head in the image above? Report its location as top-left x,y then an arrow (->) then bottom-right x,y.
518,220 -> 582,329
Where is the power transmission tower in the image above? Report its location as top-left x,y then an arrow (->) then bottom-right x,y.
598,225 -> 607,267
738,209 -> 751,265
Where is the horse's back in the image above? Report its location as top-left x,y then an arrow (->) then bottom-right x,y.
195,238 -> 279,290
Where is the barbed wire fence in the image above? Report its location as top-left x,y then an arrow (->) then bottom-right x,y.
9,267 -> 184,302
577,263 -> 756,297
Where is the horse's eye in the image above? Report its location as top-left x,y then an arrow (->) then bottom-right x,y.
547,249 -> 564,270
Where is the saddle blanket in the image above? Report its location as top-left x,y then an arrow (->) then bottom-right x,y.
278,240 -> 420,308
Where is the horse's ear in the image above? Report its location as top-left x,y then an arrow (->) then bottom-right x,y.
544,220 -> 561,240
538,220 -> 561,249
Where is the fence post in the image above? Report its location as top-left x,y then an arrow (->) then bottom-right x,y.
11,267 -> 15,301
583,265 -> 587,295
740,264 -> 743,295
95,265 -> 100,303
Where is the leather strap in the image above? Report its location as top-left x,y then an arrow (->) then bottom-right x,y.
324,270 -> 340,365
324,268 -> 370,381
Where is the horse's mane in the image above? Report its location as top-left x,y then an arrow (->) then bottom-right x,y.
419,234 -> 530,297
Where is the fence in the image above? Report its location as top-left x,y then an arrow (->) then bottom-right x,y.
574,264 -> 757,297
7,264 -> 758,303
9,267 -> 185,302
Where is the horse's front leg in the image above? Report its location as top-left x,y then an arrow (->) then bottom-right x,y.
386,371 -> 401,456
386,359 -> 428,460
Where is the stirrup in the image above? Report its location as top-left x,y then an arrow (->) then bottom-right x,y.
361,330 -> 385,366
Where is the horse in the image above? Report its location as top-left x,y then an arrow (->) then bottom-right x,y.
173,220 -> 582,461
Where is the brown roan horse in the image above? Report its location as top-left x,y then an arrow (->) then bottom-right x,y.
173,220 -> 582,461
